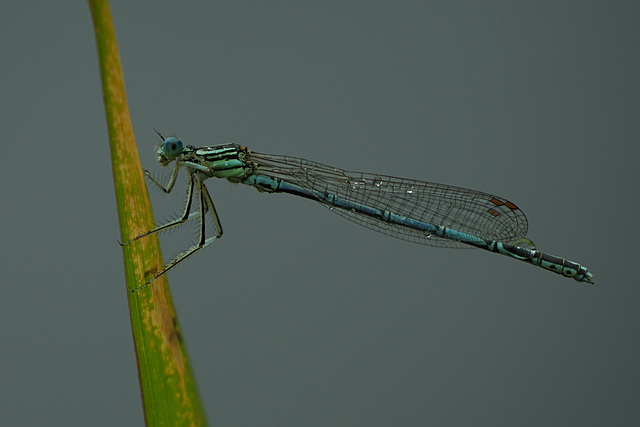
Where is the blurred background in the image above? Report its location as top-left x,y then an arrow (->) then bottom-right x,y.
2,2 -> 638,425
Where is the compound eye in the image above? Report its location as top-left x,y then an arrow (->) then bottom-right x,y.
162,137 -> 184,159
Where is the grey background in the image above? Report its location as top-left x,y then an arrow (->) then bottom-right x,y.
2,2 -> 638,425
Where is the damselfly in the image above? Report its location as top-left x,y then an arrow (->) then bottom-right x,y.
121,131 -> 593,291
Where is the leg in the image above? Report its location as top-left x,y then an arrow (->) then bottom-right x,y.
130,178 -> 223,292
120,172 -> 197,246
146,162 -> 181,193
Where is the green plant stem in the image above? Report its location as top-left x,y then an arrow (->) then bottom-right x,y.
88,1 -> 206,424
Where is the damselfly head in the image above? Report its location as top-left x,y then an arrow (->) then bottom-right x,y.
153,129 -> 185,165
156,137 -> 184,165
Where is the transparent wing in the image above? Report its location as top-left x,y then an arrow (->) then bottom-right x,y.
251,153 -> 528,248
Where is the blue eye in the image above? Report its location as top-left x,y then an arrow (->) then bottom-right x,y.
162,137 -> 183,158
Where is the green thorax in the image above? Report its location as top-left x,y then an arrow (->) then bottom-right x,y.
188,143 -> 254,182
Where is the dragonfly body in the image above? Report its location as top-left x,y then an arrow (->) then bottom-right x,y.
122,133 -> 593,291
